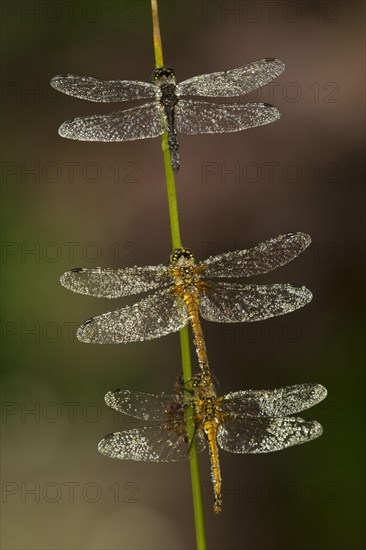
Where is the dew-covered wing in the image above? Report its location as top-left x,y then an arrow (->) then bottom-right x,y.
60,265 -> 171,298
98,426 -> 206,462
58,102 -> 165,141
199,282 -> 312,322
200,233 -> 311,279
50,74 -> 157,102
221,384 -> 327,418
176,58 -> 285,97
104,389 -> 180,421
77,290 -> 189,343
175,100 -> 281,134
217,416 -> 323,454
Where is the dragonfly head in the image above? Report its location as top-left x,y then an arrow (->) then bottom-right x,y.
151,67 -> 176,85
169,248 -> 195,267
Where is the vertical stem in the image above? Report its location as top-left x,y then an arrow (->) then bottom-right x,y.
161,133 -> 182,249
179,328 -> 207,550
151,0 -> 164,68
150,2 -> 207,549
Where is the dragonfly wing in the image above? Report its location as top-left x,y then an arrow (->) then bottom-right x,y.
50,74 -> 157,101
58,102 -> 166,141
200,233 -> 311,278
175,100 -> 280,135
221,384 -> 328,417
217,417 -> 323,454
98,426 -> 206,461
176,58 -> 285,97
77,290 -> 189,343
104,389 -> 180,420
199,282 -> 312,322
60,264 -> 171,298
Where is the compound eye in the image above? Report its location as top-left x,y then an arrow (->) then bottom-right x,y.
181,249 -> 192,259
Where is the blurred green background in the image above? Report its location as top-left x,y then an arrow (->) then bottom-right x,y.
1,1 -> 365,549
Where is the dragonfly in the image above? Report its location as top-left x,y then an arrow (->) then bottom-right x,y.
98,375 -> 327,513
50,58 -> 285,172
60,232 -> 313,368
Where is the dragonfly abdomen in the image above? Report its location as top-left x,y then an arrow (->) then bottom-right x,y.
166,108 -> 179,172
184,292 -> 209,372
159,82 -> 180,172
204,423 -> 222,514
167,131 -> 180,173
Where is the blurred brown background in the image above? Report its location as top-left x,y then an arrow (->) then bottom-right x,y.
1,1 -> 365,549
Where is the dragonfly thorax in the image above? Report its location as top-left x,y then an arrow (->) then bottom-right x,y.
159,83 -> 178,108
195,393 -> 221,424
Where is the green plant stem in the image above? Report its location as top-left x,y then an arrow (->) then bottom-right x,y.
179,327 -> 207,550
150,2 -> 207,549
161,133 -> 182,249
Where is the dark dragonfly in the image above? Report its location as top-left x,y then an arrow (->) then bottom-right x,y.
59,232 -> 312,346
50,58 -> 285,172
99,377 -> 327,513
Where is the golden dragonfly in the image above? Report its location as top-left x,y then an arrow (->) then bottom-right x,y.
98,374 -> 327,513
50,58 -> 284,172
60,233 -> 313,370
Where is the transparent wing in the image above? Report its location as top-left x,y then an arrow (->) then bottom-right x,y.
217,417 -> 323,454
221,384 -> 327,417
176,58 -> 285,97
60,265 -> 171,298
200,233 -> 311,279
98,425 -> 206,462
175,100 -> 280,134
199,282 -> 312,322
77,290 -> 189,343
104,389 -> 179,421
50,74 -> 157,102
58,102 -> 166,141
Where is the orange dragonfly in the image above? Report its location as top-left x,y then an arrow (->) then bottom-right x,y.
98,375 -> 327,513
61,232 -> 313,373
